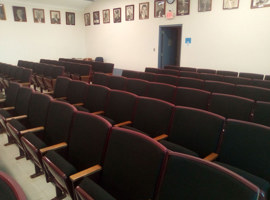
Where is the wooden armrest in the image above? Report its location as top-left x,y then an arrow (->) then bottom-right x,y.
0,99 -> 5,103
70,164 -> 102,182
39,142 -> 68,154
2,106 -> 15,111
55,97 -> 67,100
43,91 -> 54,95
114,121 -> 132,127
6,115 -> 27,121
20,126 -> 44,135
153,134 -> 168,141
91,111 -> 104,115
20,82 -> 31,87
204,153 -> 219,161
73,103 -> 84,106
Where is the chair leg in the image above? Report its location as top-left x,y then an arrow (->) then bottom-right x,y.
51,186 -> 66,200
4,135 -> 15,146
30,165 -> 44,178
15,148 -> 25,160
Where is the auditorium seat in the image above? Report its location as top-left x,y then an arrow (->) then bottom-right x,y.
180,66 -> 197,72
6,92 -> 52,160
21,101 -> 76,178
199,73 -> 224,82
217,70 -> 238,77
121,97 -> 174,138
252,101 -> 270,127
155,74 -> 179,86
106,75 -> 126,90
0,82 -> 20,109
164,65 -> 181,71
179,71 -> 200,79
74,127 -> 167,200
75,84 -> 110,113
174,87 -> 210,110
139,72 -> 157,82
43,65 -> 65,92
50,76 -> 71,99
145,67 -> 161,74
0,171 -> 27,200
252,79 -> 270,89
161,69 -> 180,76
121,70 -> 140,79
63,80 -> 88,105
223,76 -> 253,86
208,93 -> 254,121
177,77 -> 204,89
125,78 -> 148,96
235,85 -> 270,102
157,151 -> 265,200
197,68 -> 216,74
239,72 -> 264,80
204,80 -> 236,95
92,72 -> 109,86
265,75 -> 270,81
98,90 -> 137,126
42,111 -> 112,199
158,106 -> 225,158
215,119 -> 270,199
146,82 -> 176,103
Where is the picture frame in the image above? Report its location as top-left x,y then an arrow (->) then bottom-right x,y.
93,11 -> 100,25
84,13 -> 91,26
139,2 -> 149,20
198,0 -> 212,12
154,0 -> 165,18
125,5 -> 134,21
103,9 -> 110,24
177,0 -> 190,15
251,0 -> 270,9
0,4 -> 6,20
13,6 -> 27,22
50,10 -> 61,24
223,0 -> 239,9
113,8 -> 121,23
33,8 -> 45,23
66,12 -> 75,25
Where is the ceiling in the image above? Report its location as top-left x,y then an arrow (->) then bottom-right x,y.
21,0 -> 95,9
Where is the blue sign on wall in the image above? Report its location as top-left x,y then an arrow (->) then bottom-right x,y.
185,37 -> 191,44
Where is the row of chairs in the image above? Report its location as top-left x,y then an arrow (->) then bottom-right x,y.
141,67 -> 270,90
89,73 -> 270,127
59,58 -> 114,74
0,62 -> 32,89
163,65 -> 270,80
1,83 -> 267,199
98,72 -> 270,102
17,60 -> 65,92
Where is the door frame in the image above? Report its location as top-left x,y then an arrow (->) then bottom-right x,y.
158,24 -> 182,69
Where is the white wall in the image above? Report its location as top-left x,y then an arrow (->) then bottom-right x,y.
85,0 -> 270,74
0,0 -> 86,65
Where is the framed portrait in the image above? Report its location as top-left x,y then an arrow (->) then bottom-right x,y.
103,9 -> 110,23
13,6 -> 27,22
154,0 -> 165,18
0,4 -> 6,20
113,8 -> 121,23
66,12 -> 75,25
125,5 -> 134,21
33,8 -> 45,23
177,0 -> 190,15
251,0 -> 270,9
93,11 -> 100,25
84,13 -> 90,26
139,2 -> 149,20
198,0 -> 212,12
223,0 -> 239,9
50,10 -> 61,24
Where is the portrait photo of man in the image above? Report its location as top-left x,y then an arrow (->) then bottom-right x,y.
93,11 -> 100,25
251,0 -> 270,8
33,9 -> 45,23
0,4 -> 6,20
50,10 -> 61,24
84,13 -> 90,26
103,9 -> 110,23
155,0 -> 165,18
198,0 -> 212,12
66,12 -> 75,25
139,2 -> 149,20
13,6 -> 27,22
177,0 -> 190,15
223,0 -> 239,9
125,5 -> 134,21
113,8 -> 121,23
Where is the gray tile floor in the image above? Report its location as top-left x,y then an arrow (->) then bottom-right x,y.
0,133 -> 72,200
